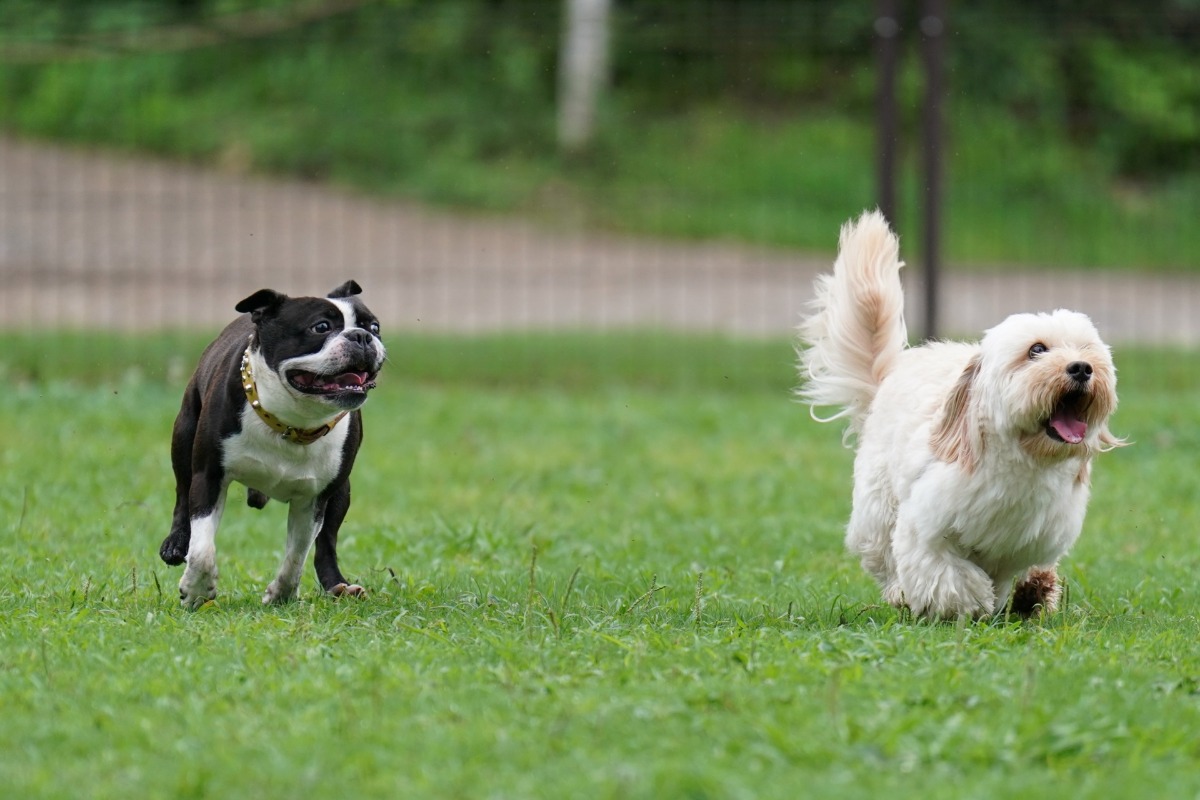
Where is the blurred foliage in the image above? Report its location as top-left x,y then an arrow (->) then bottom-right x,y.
1,0 -> 1197,175
0,0 -> 1197,266
614,0 -> 1200,175
0,1 -> 562,202
952,1 -> 1200,176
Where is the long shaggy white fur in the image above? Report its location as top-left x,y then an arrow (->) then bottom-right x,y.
799,209 -> 907,440
798,210 -> 1123,620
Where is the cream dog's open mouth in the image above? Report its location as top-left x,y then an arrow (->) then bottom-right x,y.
1045,390 -> 1090,444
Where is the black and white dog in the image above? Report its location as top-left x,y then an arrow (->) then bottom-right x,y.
159,280 -> 386,608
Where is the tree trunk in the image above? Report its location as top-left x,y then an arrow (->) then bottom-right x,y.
558,0 -> 612,153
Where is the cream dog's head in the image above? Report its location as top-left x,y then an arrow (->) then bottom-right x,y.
931,309 -> 1122,472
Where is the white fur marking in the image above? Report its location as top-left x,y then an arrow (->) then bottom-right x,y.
329,297 -> 358,331
248,348 -> 351,432
224,405 -> 348,503
262,500 -> 325,604
179,491 -> 227,609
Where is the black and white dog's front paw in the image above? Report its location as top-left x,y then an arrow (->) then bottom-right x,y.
159,533 -> 189,566
261,579 -> 300,605
179,563 -> 218,610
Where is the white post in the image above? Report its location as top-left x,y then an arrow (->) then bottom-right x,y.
557,0 -> 612,153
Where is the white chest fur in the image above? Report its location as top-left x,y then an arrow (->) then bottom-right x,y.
896,448 -> 1088,586
222,405 -> 349,503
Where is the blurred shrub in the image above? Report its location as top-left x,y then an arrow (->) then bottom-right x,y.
1084,39 -> 1200,174
3,0 -> 1197,180
0,1 -> 563,202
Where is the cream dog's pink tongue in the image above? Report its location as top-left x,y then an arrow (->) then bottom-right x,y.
1050,409 -> 1087,444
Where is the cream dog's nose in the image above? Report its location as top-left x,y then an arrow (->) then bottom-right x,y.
1067,361 -> 1093,383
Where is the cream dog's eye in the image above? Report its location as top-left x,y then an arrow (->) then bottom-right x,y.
1028,342 -> 1048,358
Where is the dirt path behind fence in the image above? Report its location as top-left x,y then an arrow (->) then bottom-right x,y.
2,136 -> 1197,345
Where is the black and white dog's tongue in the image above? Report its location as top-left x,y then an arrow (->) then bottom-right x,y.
290,370 -> 371,392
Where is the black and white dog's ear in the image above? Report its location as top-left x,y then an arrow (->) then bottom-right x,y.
235,289 -> 287,322
327,280 -> 363,299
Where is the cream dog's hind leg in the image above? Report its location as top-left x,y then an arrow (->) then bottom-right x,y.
844,487 -> 898,596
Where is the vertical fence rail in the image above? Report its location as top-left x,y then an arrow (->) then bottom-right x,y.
919,0 -> 945,341
874,0 -> 901,235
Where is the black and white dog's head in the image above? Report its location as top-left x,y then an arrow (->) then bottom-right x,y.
236,280 -> 386,416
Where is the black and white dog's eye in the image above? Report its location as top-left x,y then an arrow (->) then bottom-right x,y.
312,321 -> 332,334
1028,342 -> 1048,358
369,322 -> 381,335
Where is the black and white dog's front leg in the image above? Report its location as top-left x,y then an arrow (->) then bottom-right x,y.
261,498 -> 325,604
178,479 -> 229,609
314,479 -> 366,598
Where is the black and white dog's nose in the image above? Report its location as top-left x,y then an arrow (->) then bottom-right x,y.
344,329 -> 374,347
1067,360 -> 1093,383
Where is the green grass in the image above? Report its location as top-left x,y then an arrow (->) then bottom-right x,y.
2,332 -> 1199,798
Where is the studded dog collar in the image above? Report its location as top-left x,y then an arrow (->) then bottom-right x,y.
240,346 -> 347,445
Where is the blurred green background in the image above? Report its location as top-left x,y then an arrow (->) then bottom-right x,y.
1,0 -> 1197,270
3,6 -> 1200,797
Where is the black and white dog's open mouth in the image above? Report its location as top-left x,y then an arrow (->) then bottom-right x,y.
287,369 -> 378,395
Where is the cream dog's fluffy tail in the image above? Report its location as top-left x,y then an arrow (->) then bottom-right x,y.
798,210 -> 907,439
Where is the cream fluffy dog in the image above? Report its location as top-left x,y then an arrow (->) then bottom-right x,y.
799,211 -> 1121,620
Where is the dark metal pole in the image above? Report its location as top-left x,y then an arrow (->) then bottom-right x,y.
875,0 -> 901,233
919,0 -> 945,341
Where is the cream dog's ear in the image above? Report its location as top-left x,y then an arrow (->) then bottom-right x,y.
930,356 -> 983,472
1079,425 -> 1128,485
1097,425 -> 1128,452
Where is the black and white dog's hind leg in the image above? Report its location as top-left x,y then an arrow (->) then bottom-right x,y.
313,479 -> 366,597
160,385 -> 201,566
161,382 -> 230,608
